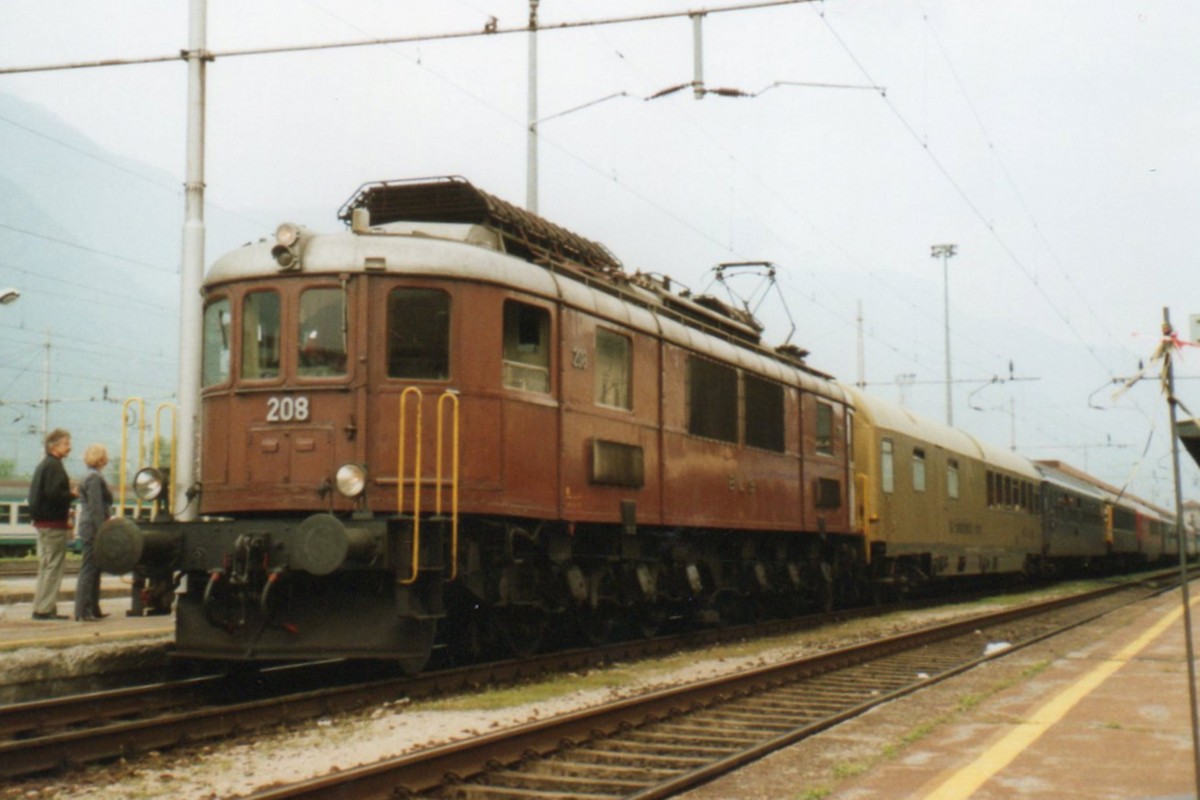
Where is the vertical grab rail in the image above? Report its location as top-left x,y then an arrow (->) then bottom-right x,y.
436,391 -> 460,581
397,387 -> 423,585
118,397 -> 147,519
154,402 -> 178,518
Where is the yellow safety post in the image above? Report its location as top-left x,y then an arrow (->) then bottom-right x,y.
118,397 -> 147,518
154,402 -> 178,518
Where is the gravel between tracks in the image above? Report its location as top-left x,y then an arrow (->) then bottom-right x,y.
0,588 -> 1086,799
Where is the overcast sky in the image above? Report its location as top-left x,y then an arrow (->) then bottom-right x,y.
1,0 -> 1197,503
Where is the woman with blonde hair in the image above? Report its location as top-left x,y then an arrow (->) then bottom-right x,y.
75,443 -> 113,622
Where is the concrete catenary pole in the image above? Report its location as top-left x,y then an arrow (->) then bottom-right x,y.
175,0 -> 207,521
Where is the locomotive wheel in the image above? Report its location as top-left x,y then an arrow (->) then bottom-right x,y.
495,605 -> 548,658
633,599 -> 667,639
579,567 -> 623,646
395,618 -> 437,675
818,560 -> 836,613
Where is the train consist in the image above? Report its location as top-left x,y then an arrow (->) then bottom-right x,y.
96,177 -> 1189,670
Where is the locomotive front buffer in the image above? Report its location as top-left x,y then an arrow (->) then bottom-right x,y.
95,511 -> 448,671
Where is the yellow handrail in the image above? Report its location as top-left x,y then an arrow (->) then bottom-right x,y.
154,402 -> 178,518
118,397 -> 146,519
436,391 -> 460,580
397,387 -> 423,585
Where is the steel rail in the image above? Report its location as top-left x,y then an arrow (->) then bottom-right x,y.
243,576 -> 1177,799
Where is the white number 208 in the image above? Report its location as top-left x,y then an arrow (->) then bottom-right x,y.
266,395 -> 310,423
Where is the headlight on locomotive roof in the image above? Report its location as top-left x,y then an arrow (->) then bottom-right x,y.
335,464 -> 367,498
133,467 -> 165,501
275,222 -> 302,248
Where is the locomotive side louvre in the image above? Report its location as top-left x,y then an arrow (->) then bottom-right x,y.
846,386 -> 1042,584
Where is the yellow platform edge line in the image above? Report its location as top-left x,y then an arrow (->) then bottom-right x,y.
923,594 -> 1198,800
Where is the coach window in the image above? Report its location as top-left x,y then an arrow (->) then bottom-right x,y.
298,288 -> 347,377
687,356 -> 737,443
947,458 -> 960,500
202,297 -> 231,387
815,402 -> 834,455
595,328 -> 631,409
881,439 -> 895,494
17,504 -> 31,525
912,448 -> 927,492
503,301 -> 551,393
388,288 -> 450,379
744,374 -> 785,452
241,290 -> 281,380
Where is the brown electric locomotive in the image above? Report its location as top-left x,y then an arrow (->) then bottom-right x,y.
98,177 -> 862,670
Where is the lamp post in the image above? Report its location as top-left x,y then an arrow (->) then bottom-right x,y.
931,244 -> 957,426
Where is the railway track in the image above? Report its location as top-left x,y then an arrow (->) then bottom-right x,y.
0,590 -> 900,780
0,572 -> 1175,787
242,573 -> 1182,800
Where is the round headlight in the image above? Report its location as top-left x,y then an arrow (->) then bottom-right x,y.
275,222 -> 302,248
335,464 -> 367,498
133,467 -> 164,501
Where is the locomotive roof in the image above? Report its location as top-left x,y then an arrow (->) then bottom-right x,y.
843,385 -> 1041,479
205,179 -> 848,405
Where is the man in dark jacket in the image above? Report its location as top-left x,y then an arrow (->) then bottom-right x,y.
29,428 -> 75,620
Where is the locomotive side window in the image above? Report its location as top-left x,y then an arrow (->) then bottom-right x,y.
947,458 -> 960,500
241,290 -> 281,380
744,374 -> 784,452
686,356 -> 737,443
202,298 -> 231,387
298,288 -> 347,377
912,448 -> 926,492
388,288 -> 450,380
815,402 -> 834,455
503,301 -> 550,393
595,328 -> 631,409
881,438 -> 895,494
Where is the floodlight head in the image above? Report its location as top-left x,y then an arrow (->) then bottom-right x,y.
0,288 -> 19,305
1180,418 -> 1200,468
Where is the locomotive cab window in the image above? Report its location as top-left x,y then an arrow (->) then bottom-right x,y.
687,356 -> 737,443
241,290 -> 281,380
388,288 -> 450,380
503,301 -> 551,393
595,328 -> 631,409
298,287 -> 347,377
202,297 -> 231,387
744,374 -> 784,452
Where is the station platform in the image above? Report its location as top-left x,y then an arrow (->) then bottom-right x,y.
0,574 -> 173,651
682,586 -> 1200,800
